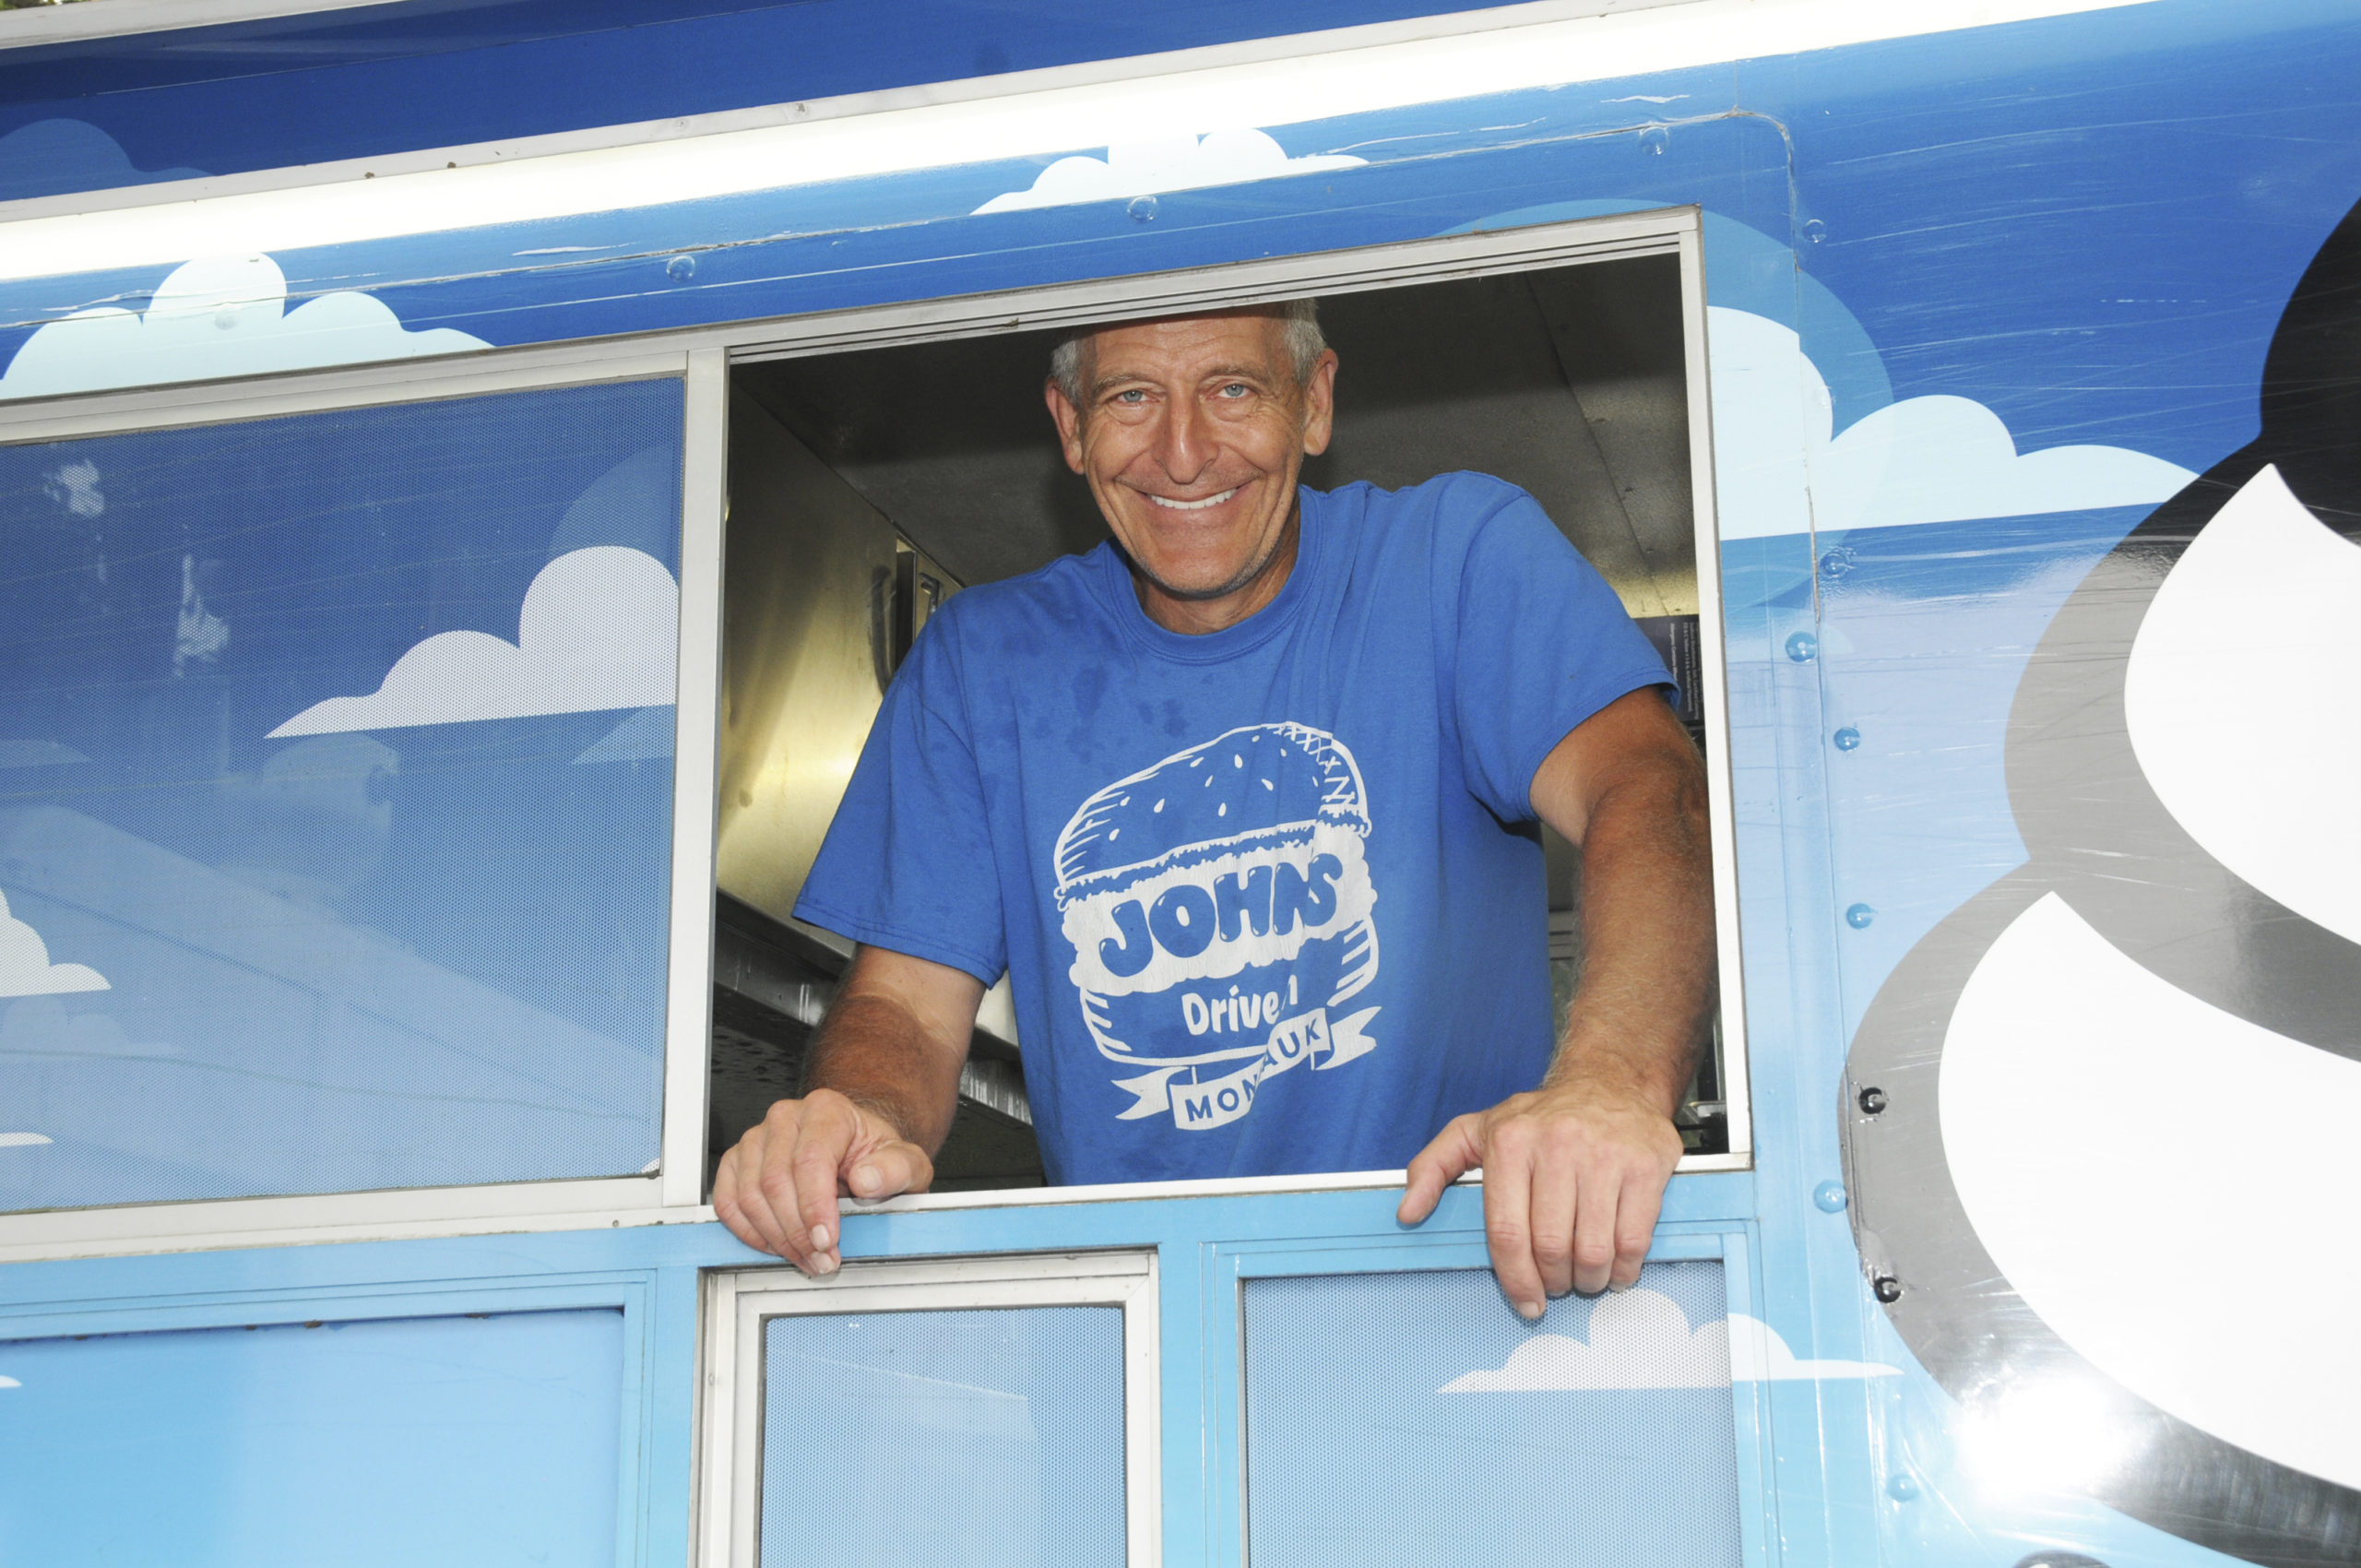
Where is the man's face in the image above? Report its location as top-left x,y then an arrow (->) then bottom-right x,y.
1046,310 -> 1337,614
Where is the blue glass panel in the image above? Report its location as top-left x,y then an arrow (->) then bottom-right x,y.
0,379 -> 682,1209
760,1305 -> 1126,1567
1245,1262 -> 1741,1568
0,1308 -> 623,1567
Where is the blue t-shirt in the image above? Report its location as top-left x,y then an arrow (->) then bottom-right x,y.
795,472 -> 1672,1185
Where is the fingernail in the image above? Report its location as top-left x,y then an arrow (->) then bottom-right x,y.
1518,1301 -> 1544,1321
810,1224 -> 831,1251
814,1253 -> 837,1276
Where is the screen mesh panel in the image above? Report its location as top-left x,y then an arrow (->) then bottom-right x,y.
760,1305 -> 1126,1568
1244,1262 -> 1741,1568
0,379 -> 682,1208
0,1309 -> 623,1566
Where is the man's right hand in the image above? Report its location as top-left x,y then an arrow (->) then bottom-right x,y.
709,944 -> 979,1271
711,1088 -> 936,1275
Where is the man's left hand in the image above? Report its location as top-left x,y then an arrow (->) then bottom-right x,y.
1398,1074 -> 1685,1315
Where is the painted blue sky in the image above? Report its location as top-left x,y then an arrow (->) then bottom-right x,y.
0,1309 -> 623,1566
764,1305 -> 1128,1566
1245,1263 -> 1743,1568
0,378 -> 682,1210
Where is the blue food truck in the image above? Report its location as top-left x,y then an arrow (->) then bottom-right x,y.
1,0 -> 2355,1563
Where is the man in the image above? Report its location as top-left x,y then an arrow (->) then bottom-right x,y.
714,301 -> 1715,1319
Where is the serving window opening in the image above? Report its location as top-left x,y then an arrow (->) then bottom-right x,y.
708,239 -> 1737,1196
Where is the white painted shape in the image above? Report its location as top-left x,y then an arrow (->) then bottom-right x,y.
2125,464 -> 2361,944
1439,1289 -> 1897,1390
0,255 -> 488,399
1819,393 -> 2193,529
0,889 -> 107,998
269,546 -> 680,736
0,1134 -> 53,1149
973,129 -> 1363,211
0,1375 -> 18,1387
1706,307 -> 2192,540
1941,893 -> 2361,1489
1725,1313 -> 1901,1382
0,0 -> 2156,285
1705,307 -> 1823,540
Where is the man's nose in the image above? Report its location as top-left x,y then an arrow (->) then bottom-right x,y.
1152,396 -> 1216,483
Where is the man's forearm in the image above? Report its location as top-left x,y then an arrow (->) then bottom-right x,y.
804,992 -> 967,1156
1549,751 -> 1717,1116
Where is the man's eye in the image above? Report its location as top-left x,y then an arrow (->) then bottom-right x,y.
1112,389 -> 1147,405
1216,383 -> 1252,398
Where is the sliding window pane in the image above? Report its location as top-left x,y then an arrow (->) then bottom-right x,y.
760,1305 -> 1125,1567
1245,1262 -> 1741,1568
0,379 -> 682,1208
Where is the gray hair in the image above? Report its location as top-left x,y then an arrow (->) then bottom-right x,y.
1049,300 -> 1326,406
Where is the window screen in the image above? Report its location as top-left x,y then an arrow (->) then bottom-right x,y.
0,1308 -> 623,1566
760,1305 -> 1126,1567
0,379 -> 682,1210
1244,1262 -> 1741,1568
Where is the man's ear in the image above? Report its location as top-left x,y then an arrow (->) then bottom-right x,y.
1044,379 -> 1088,473
1298,350 -> 1341,457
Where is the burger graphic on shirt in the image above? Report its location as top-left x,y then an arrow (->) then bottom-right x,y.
1052,722 -> 1382,1130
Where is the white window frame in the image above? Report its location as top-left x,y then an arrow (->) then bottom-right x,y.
0,203 -> 1746,1262
715,206 -> 1751,1176
0,345 -> 729,1259
695,1250 -> 1162,1568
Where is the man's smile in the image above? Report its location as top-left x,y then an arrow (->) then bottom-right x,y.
1146,487 -> 1240,512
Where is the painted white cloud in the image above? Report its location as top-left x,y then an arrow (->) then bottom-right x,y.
1440,1288 -> 1899,1392
0,1375 -> 18,1387
0,1134 -> 52,1150
973,130 -> 1364,214
0,254 -> 488,401
0,890 -> 108,999
1708,306 -> 2195,540
269,546 -> 679,737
